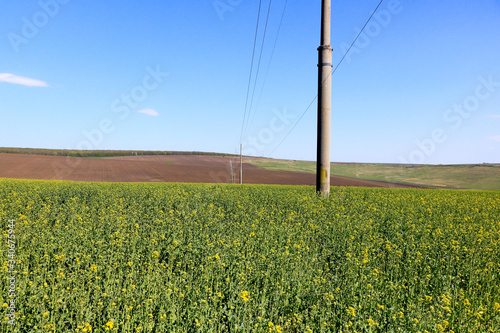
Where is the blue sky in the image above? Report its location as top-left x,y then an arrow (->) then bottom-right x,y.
1,0 -> 499,164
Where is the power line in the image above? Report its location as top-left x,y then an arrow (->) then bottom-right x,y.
331,0 -> 385,77
249,0 -> 288,134
267,0 -> 386,158
240,0 -> 263,144
267,95 -> 317,157
243,0 -> 274,139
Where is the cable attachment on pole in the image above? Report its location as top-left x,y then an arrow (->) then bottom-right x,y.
318,46 -> 333,67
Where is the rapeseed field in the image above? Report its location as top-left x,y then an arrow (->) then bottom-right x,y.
0,179 -> 499,332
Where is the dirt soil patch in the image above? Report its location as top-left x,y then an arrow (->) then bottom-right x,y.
0,153 -> 427,188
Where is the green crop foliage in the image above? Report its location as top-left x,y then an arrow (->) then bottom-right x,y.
0,179 -> 499,332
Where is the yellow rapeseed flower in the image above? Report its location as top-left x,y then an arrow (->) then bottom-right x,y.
240,290 -> 250,302
103,321 -> 114,330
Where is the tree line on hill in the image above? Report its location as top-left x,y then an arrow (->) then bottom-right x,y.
0,147 -> 237,158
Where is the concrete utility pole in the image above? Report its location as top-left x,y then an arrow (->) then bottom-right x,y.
316,0 -> 332,196
239,144 -> 243,184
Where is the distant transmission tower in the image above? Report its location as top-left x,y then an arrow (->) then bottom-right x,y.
239,144 -> 243,184
229,159 -> 235,184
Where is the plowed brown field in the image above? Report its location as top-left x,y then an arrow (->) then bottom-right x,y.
0,153 -> 427,188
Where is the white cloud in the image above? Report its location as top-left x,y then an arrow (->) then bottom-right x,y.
0,73 -> 48,87
489,135 -> 500,142
138,108 -> 160,117
487,115 -> 500,119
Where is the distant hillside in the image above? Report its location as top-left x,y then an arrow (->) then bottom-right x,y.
2,148 -> 498,190
250,158 -> 500,191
